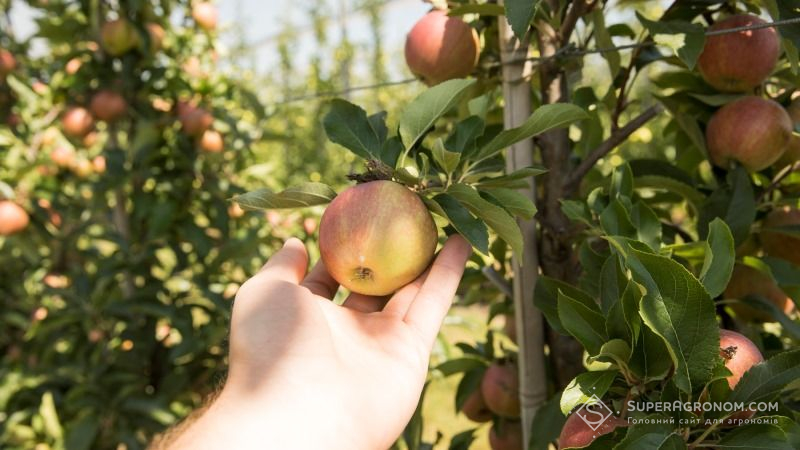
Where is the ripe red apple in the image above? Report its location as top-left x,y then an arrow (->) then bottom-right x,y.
100,18 -> 139,56
719,329 -> 763,423
178,103 -> 213,136
302,217 -> 317,235
461,388 -> 493,423
62,107 -> 94,138
192,2 -> 218,31
318,180 -> 437,296
228,202 -> 245,218
706,96 -> 792,172
405,10 -> 480,86
65,57 -> 82,75
481,361 -> 521,418
489,421 -> 523,450
697,14 -> 779,92
558,411 -> 627,449
50,147 -> 76,167
92,156 -> 106,174
720,329 -> 763,389
724,264 -> 795,321
0,201 -> 30,235
761,206 -> 800,267
0,49 -> 17,78
199,129 -> 223,152
90,90 -> 128,123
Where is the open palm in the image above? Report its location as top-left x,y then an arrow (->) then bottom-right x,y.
167,236 -> 470,450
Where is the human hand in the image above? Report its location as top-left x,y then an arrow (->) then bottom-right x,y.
165,235 -> 471,450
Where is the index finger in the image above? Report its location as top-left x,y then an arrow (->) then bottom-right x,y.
403,235 -> 471,349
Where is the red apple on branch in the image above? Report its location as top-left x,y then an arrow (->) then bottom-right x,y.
697,14 -> 779,93
405,10 -> 480,86
318,180 -> 437,296
706,96 -> 792,172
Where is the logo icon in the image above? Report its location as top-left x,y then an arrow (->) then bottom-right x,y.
574,394 -> 615,431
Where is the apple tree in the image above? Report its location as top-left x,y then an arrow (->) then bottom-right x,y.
236,0 -> 800,449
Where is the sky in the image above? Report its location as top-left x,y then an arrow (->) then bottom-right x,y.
8,0 -> 430,80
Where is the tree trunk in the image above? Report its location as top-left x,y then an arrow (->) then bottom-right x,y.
498,7 -> 548,445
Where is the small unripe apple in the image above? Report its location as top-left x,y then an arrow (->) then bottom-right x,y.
761,206 -> 800,267
72,158 -> 93,178
318,180 -> 437,296
90,90 -> 128,123
481,361 -> 521,418
461,388 -> 493,423
489,421 -> 523,450
100,18 -> 139,56
0,201 -> 30,235
0,49 -> 16,78
724,264 -> 795,321
706,96 -> 792,172
192,2 -> 218,31
199,129 -> 223,152
62,107 -> 94,138
697,14 -> 779,92
405,10 -> 480,86
558,411 -> 627,449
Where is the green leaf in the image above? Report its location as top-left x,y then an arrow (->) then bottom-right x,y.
534,276 -> 596,336
39,391 -> 63,440
716,423 -> 794,450
504,0 -> 540,39
445,116 -> 485,156
449,3 -> 505,16
610,164 -> 634,199
476,166 -> 547,188
323,99 -> 383,160
433,193 -> 490,254
636,13 -> 705,69
558,290 -> 607,355
600,256 -> 627,314
699,218 -> 735,298
434,355 -> 488,377
592,10 -> 620,77
632,250 -> 719,393
614,419 -> 684,449
560,370 -> 618,415
474,104 -> 587,163
728,349 -> 800,405
482,188 -> 536,219
399,79 -> 476,150
65,414 -> 100,450
698,167 -> 756,245
600,199 -> 638,238
529,394 -> 568,450
589,339 -> 632,370
446,184 -> 524,258
234,183 -> 337,210
630,201 -> 662,251
629,326 -> 673,383
432,138 -> 461,174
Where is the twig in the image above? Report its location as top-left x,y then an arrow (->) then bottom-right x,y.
757,160 -> 800,202
559,0 -> 598,44
481,266 -> 513,299
564,104 -> 663,194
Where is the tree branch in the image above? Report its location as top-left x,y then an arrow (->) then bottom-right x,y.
559,0 -> 598,44
564,104 -> 663,194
